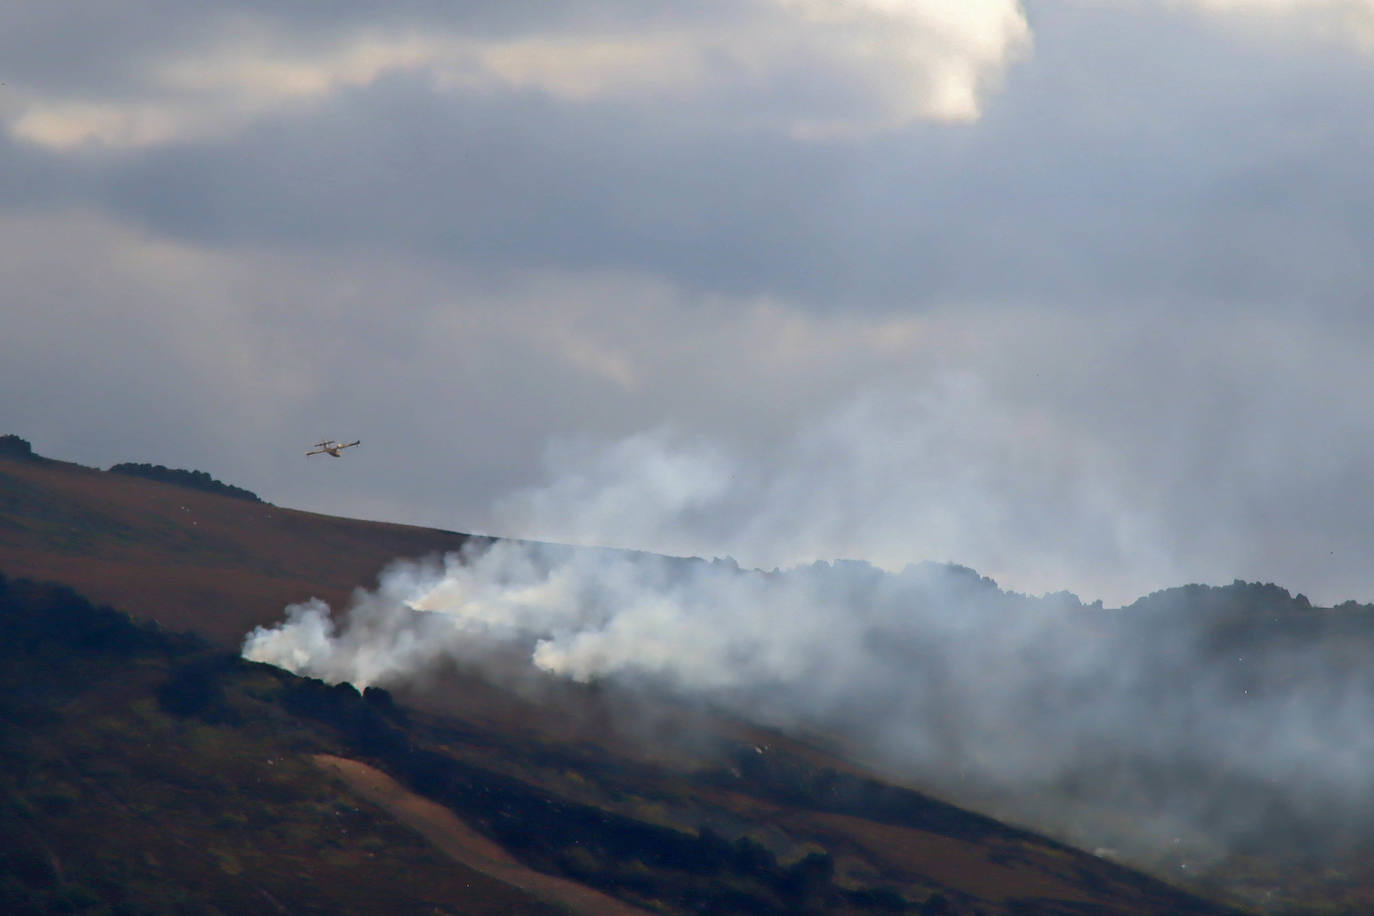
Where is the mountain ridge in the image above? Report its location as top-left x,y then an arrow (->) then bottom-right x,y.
0,440 -> 1257,914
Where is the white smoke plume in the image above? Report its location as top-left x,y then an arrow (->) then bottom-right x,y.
243,383 -> 1374,875
492,375 -> 1177,607
242,537 -> 1096,757
243,541 -> 1374,873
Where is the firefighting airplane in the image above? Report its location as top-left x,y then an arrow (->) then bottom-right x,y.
306,439 -> 360,458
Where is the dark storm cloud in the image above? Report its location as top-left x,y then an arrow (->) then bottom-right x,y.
6,2 -> 1360,318
92,75 -> 843,293
2,0 -> 1026,304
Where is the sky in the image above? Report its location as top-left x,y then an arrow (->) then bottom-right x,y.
5,0 -> 1374,606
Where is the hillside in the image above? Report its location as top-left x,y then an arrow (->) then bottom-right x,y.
0,571 -> 1241,916
0,448 -> 474,645
0,445 -> 1249,915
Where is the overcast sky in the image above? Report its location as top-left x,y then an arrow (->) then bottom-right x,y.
5,0 -> 1374,606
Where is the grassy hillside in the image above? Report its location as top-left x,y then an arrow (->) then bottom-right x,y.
0,574 -> 570,916
0,450 -> 474,645
0,447 -> 1250,915
0,570 -> 1242,915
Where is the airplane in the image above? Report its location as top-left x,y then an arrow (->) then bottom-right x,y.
306,439 -> 360,458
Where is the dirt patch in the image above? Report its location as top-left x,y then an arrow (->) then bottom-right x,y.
312,754 -> 653,916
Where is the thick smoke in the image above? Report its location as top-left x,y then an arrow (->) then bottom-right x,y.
243,386 -> 1374,877
243,545 -> 1374,874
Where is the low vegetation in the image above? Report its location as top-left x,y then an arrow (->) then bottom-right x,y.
0,570 -> 1240,915
0,434 -> 39,461
106,462 -> 263,503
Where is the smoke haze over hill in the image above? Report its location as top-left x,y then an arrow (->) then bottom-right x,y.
244,421 -> 1374,881
489,381 -> 1177,607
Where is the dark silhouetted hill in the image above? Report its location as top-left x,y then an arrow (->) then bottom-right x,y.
107,461 -> 263,503
0,434 -> 40,461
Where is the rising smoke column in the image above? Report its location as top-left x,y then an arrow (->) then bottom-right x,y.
243,534 -> 1374,873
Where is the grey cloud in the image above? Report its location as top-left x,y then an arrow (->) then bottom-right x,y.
88,73 -> 842,291
0,4 -> 213,91
6,4 -> 1352,318
0,1 -> 696,82
0,130 -> 96,210
5,0 -> 1374,617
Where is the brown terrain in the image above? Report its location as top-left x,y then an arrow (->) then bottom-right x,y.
311,754 -> 656,916
0,452 -> 471,646
0,445 -> 1250,916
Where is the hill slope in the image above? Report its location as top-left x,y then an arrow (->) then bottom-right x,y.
0,571 -> 1242,916
0,451 -> 473,645
0,447 -> 1249,915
